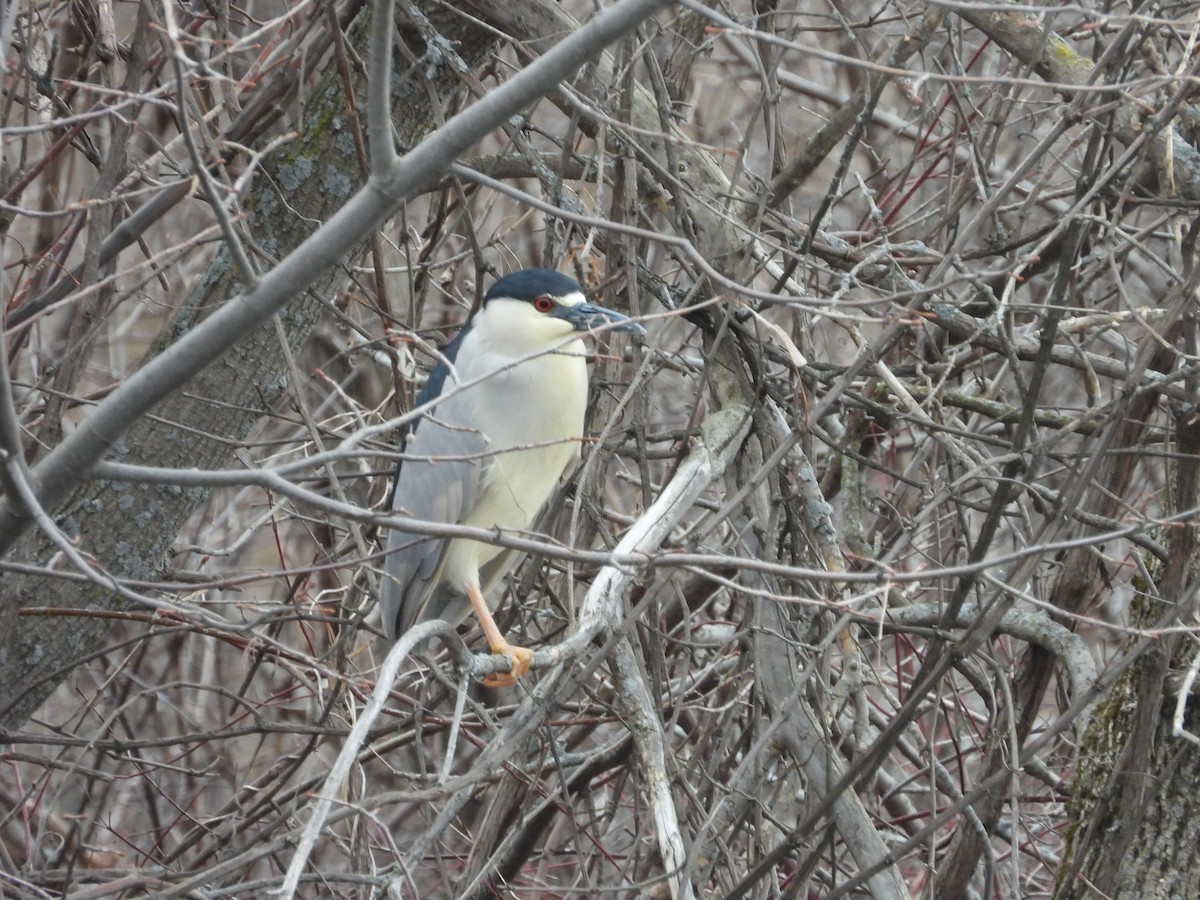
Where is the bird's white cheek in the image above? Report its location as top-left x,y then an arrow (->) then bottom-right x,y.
480,298 -> 576,351
524,314 -> 576,343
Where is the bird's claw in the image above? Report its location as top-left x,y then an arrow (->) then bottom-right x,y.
482,643 -> 534,688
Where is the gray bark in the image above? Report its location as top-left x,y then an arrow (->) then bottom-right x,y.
0,7 -> 497,730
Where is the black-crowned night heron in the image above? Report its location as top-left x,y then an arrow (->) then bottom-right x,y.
381,268 -> 644,686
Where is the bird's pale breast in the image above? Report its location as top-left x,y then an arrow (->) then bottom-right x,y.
438,338 -> 587,587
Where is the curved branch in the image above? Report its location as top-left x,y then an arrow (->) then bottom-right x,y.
0,0 -> 674,556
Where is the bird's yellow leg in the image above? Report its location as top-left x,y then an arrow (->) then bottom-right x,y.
466,582 -> 534,687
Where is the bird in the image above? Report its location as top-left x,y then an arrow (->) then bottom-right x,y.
380,268 -> 644,686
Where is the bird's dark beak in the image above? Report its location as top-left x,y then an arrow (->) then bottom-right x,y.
558,302 -> 646,336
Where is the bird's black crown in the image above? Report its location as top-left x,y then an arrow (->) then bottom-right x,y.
484,268 -> 583,304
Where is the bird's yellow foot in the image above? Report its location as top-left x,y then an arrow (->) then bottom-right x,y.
482,642 -> 534,688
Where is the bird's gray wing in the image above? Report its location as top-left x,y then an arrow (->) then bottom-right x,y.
380,411 -> 487,639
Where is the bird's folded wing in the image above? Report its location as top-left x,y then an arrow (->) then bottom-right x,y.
379,415 -> 487,638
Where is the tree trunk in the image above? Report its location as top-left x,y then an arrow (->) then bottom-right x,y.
0,6 -> 496,731
1058,418 -> 1200,899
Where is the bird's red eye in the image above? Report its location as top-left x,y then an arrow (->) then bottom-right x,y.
533,295 -> 555,313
